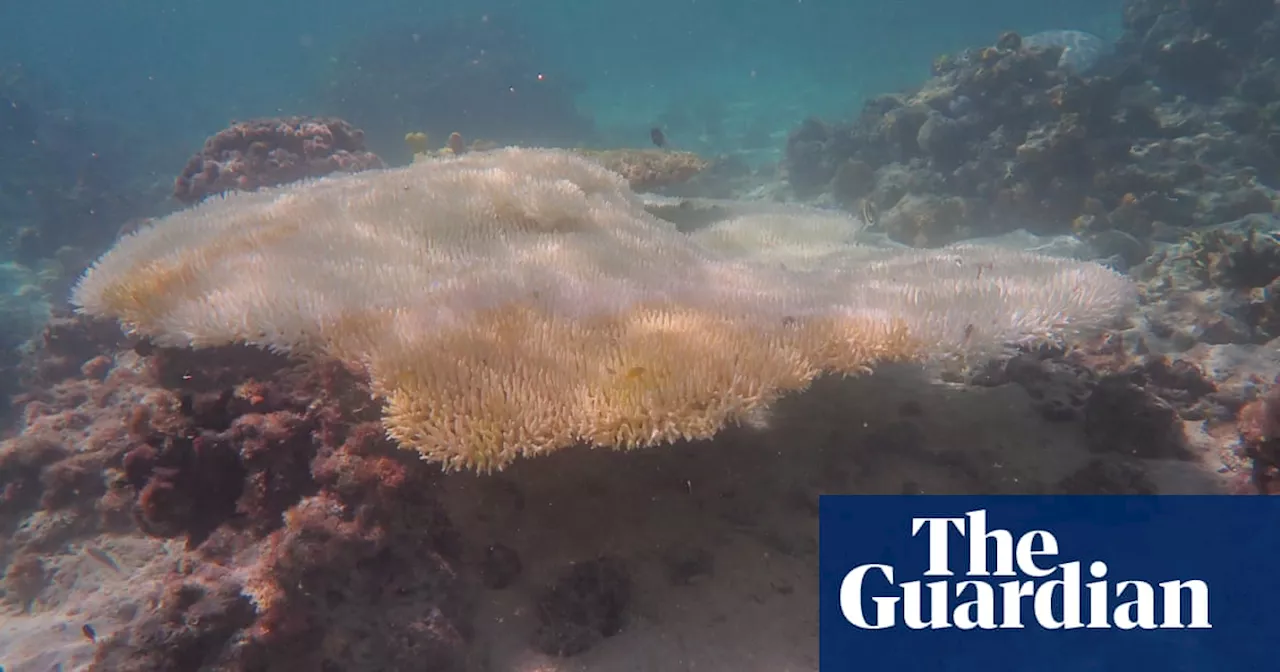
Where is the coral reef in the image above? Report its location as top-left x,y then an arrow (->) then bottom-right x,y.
948,213 -> 1280,491
1021,30 -> 1111,74
785,1 -> 1280,249
1120,0 -> 1278,101
0,311 -> 471,671
0,202 -> 1251,672
1118,211 -> 1280,493
2,291 -> 1204,671
12,4 -> 1280,669
70,147 -> 1132,472
173,117 -> 385,204
772,1 -> 1280,491
1137,213 -> 1280,348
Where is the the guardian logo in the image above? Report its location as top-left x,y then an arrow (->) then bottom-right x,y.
840,509 -> 1211,631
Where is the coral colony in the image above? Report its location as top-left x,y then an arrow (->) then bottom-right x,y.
173,117 -> 384,204
70,147 -> 1132,472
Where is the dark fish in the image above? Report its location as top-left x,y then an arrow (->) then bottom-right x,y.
650,127 -> 666,147
82,623 -> 96,642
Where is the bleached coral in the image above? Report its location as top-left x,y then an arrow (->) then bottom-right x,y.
70,147 -> 1135,472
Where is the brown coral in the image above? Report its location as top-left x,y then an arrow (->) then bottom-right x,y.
574,148 -> 711,191
0,311 -> 471,671
173,116 -> 384,203
1238,383 -> 1280,493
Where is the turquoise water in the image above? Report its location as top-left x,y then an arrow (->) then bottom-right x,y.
1,0 -> 1119,171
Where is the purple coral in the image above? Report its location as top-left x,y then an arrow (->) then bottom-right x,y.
173,116 -> 384,204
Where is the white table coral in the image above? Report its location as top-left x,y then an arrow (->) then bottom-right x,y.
71,147 -> 1135,472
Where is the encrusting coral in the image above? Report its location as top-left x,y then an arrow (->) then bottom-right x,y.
70,147 -> 1135,472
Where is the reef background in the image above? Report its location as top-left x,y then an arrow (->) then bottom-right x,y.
5,0 -> 1280,670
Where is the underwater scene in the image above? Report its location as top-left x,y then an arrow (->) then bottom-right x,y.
0,0 -> 1277,669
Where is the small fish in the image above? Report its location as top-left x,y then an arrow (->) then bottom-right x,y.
82,623 -> 96,642
649,127 -> 666,148
625,366 -> 647,380
84,545 -> 123,574
858,198 -> 879,226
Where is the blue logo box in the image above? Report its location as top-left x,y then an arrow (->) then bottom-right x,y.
818,496 -> 1280,671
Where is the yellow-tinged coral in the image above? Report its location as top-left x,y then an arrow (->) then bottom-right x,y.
404,131 -> 429,155
71,147 -> 1135,472
369,303 -> 915,471
573,148 -> 710,191
406,130 -> 482,161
